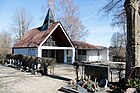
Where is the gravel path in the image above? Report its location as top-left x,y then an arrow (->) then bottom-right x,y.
0,64 -> 76,93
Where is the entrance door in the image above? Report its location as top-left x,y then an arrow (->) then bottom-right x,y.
56,50 -> 64,63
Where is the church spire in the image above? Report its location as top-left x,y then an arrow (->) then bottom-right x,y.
41,8 -> 55,31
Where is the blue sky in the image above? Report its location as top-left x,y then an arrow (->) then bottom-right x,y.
0,0 -> 119,47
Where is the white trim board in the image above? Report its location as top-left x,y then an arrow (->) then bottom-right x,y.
39,22 -> 75,48
39,23 -> 59,47
41,46 -> 74,50
59,24 -> 75,48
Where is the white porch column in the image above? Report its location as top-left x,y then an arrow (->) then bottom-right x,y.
107,49 -> 109,61
64,50 -> 67,63
72,48 -> 75,64
38,47 -> 42,57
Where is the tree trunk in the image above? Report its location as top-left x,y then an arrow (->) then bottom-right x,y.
124,0 -> 140,78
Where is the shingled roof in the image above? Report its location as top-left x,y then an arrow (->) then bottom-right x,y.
72,41 -> 106,49
13,22 -> 106,49
14,22 -> 59,48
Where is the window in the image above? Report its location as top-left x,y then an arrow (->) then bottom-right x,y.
43,36 -> 55,46
28,49 -> 36,56
28,49 -> 31,55
78,49 -> 86,55
67,50 -> 72,62
67,50 -> 71,55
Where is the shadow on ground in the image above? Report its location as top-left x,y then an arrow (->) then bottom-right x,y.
46,74 -> 71,81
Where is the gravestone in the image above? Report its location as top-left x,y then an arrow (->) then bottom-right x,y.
99,78 -> 108,88
85,64 -> 109,82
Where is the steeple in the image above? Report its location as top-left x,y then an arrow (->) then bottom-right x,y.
41,8 -> 55,31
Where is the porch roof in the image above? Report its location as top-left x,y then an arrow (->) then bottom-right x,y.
72,41 -> 106,50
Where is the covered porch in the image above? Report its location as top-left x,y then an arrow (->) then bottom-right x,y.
38,46 -> 75,64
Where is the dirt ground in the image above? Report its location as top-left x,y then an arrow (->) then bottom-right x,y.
0,64 -> 76,93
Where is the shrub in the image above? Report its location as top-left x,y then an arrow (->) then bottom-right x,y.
126,78 -> 140,89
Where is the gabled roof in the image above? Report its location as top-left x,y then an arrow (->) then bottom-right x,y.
14,22 -> 74,48
13,21 -> 106,49
73,41 -> 106,50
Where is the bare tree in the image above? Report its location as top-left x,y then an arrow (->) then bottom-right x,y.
100,0 -> 125,27
100,0 -> 128,63
111,32 -> 125,48
110,32 -> 126,61
101,0 -> 140,78
11,9 -> 33,42
42,0 -> 56,19
0,30 -> 12,56
42,0 -> 88,41
58,0 -> 88,40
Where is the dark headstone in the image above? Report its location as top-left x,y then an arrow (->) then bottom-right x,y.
85,64 -> 109,82
99,78 -> 108,88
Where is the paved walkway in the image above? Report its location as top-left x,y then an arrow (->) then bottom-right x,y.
0,64 -> 76,93
0,64 -> 112,93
